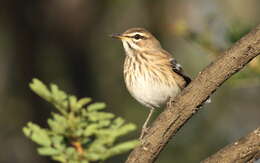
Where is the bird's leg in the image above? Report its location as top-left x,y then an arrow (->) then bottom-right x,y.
166,98 -> 172,108
139,107 -> 155,140
166,97 -> 175,108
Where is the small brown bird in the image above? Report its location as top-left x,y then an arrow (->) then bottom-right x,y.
111,28 -> 191,139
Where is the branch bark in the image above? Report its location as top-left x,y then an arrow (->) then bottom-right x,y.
202,127 -> 260,163
126,25 -> 260,163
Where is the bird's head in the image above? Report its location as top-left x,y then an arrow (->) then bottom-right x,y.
111,28 -> 161,54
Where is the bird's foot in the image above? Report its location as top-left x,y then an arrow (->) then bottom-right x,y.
166,98 -> 174,108
139,126 -> 150,141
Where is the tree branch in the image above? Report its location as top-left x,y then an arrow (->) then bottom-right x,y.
126,25 -> 260,163
202,127 -> 260,163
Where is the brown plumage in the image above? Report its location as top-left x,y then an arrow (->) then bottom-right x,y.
111,28 -> 191,139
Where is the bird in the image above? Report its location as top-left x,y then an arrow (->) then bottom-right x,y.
111,28 -> 191,139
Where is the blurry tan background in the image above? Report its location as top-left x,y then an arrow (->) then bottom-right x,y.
0,0 -> 259,162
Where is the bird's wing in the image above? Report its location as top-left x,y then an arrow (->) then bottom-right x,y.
169,58 -> 191,86
152,49 -> 192,87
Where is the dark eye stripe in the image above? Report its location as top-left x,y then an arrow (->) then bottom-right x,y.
132,34 -> 146,40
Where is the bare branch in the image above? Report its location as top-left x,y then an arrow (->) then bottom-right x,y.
126,25 -> 260,163
202,127 -> 260,163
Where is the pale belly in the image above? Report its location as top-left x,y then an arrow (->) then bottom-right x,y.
126,75 -> 181,108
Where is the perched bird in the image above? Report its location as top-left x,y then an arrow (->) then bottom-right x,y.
111,28 -> 191,139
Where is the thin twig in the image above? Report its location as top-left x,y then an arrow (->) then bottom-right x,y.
202,127 -> 260,163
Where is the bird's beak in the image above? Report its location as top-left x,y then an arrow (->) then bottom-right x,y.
110,33 -> 126,40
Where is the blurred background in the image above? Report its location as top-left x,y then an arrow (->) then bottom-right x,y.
0,0 -> 260,162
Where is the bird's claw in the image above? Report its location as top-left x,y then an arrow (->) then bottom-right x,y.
139,126 -> 149,140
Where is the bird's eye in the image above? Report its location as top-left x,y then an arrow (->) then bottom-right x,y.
134,34 -> 142,40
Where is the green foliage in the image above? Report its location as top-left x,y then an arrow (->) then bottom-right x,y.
23,78 -> 138,163
227,22 -> 252,44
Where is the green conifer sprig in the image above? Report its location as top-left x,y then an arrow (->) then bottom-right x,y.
23,79 -> 138,163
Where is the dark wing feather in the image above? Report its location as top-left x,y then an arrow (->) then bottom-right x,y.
170,58 -> 191,86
